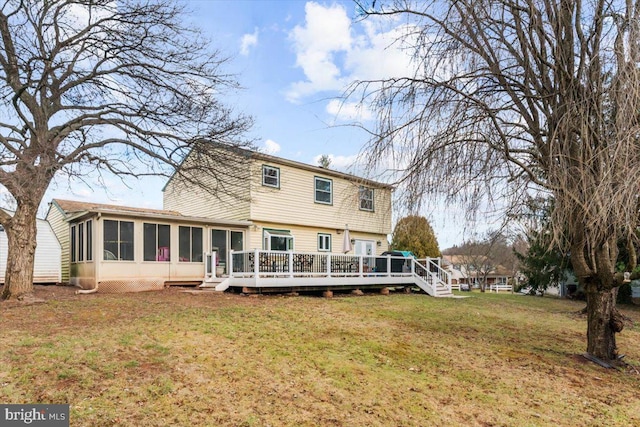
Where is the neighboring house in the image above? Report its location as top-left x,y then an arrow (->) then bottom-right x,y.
163,147 -> 394,264
442,254 -> 512,289
0,215 -> 61,284
546,270 -> 580,297
46,199 -> 251,292
442,260 -> 467,290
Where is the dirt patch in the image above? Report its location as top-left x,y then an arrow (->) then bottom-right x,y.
0,284 -> 80,307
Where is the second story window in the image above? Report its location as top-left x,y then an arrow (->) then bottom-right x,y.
262,165 -> 280,188
359,186 -> 374,211
315,177 -> 332,205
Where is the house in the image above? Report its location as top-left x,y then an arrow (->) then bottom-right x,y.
442,260 -> 467,290
442,254 -> 512,291
46,199 -> 251,292
44,147 -> 394,293
162,147 -> 394,266
0,215 -> 61,284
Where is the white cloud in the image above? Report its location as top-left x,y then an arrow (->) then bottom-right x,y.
326,99 -> 372,122
286,2 -> 418,103
346,21 -> 418,80
240,28 -> 259,56
263,139 -> 281,154
286,2 -> 352,102
330,154 -> 358,171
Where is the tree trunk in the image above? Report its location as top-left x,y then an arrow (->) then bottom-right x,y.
1,204 -> 38,300
585,281 -> 620,360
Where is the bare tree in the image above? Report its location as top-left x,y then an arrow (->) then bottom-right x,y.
0,0 -> 252,300
453,230 -> 508,292
352,0 -> 640,361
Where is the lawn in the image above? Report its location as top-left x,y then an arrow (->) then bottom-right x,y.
1,286 -> 640,426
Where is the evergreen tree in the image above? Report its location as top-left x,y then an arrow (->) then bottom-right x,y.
515,230 -> 570,295
391,216 -> 441,258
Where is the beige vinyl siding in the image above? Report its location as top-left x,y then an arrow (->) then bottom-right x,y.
164,178 -> 250,221
248,221 -> 389,255
163,150 -> 252,220
249,161 -> 392,235
162,149 -> 392,248
46,202 -> 71,283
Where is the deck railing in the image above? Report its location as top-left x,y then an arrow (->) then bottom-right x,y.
416,257 -> 452,290
229,249 -> 450,291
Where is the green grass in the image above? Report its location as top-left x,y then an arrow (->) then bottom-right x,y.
1,288 -> 640,426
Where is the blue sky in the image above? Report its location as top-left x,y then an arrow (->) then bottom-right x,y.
44,0 -> 472,248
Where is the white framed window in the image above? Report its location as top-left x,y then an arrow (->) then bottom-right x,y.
179,226 -> 203,262
314,177 -> 332,205
71,220 -> 93,263
144,223 -> 171,262
86,220 -> 93,261
263,229 -> 294,251
359,186 -> 374,211
262,165 -> 280,188
70,225 -> 76,263
103,220 -> 134,261
78,222 -> 84,261
318,233 -> 331,251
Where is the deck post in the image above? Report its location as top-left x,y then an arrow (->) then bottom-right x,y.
229,250 -> 234,278
211,251 -> 217,279
387,255 -> 391,277
327,254 -> 332,277
288,250 -> 294,278
358,255 -> 363,277
204,252 -> 210,281
254,248 -> 260,282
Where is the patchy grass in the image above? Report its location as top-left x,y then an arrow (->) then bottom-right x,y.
1,287 -> 640,426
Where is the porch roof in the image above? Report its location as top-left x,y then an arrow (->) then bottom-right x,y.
52,199 -> 252,228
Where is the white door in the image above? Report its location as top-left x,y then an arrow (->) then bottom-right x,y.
354,240 -> 375,269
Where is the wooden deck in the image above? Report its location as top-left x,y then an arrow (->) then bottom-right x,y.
203,250 -> 453,297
